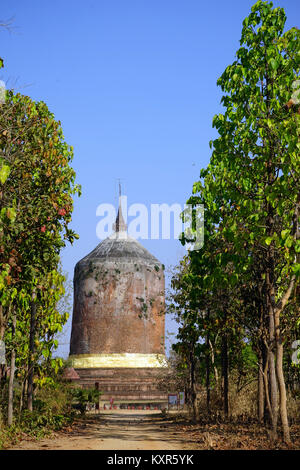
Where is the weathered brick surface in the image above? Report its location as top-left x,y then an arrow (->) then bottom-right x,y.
70,235 -> 165,356
69,231 -> 168,403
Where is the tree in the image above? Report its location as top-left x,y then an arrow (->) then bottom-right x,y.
191,0 -> 299,442
0,78 -> 80,424
168,240 -> 247,421
168,257 -> 201,420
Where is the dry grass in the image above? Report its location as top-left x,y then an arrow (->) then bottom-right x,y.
196,375 -> 299,423
183,375 -> 300,449
174,420 -> 300,450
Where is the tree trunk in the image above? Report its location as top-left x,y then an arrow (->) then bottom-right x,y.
268,306 -> 278,439
206,335 -> 210,416
0,305 -> 6,385
19,379 -> 24,415
258,352 -> 264,423
27,291 -> 37,411
0,305 -> 5,342
7,314 -> 16,426
266,253 -> 278,439
206,309 -> 210,416
21,377 -> 28,415
261,339 -> 268,424
262,352 -> 273,424
209,339 -> 219,387
221,333 -> 229,419
257,294 -> 268,424
264,120 -> 279,440
275,311 -> 290,443
189,348 -> 196,421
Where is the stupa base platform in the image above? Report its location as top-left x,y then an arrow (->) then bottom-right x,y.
71,367 -> 169,406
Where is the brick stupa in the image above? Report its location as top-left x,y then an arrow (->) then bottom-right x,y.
68,198 -> 168,407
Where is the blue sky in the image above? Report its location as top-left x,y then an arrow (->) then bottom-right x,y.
1,0 -> 298,356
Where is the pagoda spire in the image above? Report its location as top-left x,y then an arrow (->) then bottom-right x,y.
114,181 -> 127,233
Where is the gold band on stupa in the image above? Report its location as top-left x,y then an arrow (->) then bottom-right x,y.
68,353 -> 167,369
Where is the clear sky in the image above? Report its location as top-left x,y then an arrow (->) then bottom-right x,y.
1,0 -> 299,356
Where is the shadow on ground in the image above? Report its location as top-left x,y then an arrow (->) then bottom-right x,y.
65,411 -> 193,446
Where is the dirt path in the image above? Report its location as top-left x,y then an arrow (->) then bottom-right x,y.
9,410 -> 196,450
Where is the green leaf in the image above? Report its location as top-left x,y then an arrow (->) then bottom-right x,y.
269,59 -> 279,70
291,264 -> 300,276
42,348 -> 50,359
0,163 -> 10,184
6,207 -> 16,222
281,229 -> 289,240
284,236 -> 293,249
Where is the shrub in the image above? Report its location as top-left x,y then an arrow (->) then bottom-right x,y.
71,387 -> 102,415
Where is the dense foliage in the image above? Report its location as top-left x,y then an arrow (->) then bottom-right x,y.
169,0 -> 299,443
0,54 -> 81,434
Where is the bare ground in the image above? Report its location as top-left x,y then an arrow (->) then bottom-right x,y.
8,410 -> 196,451
7,410 -> 300,450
